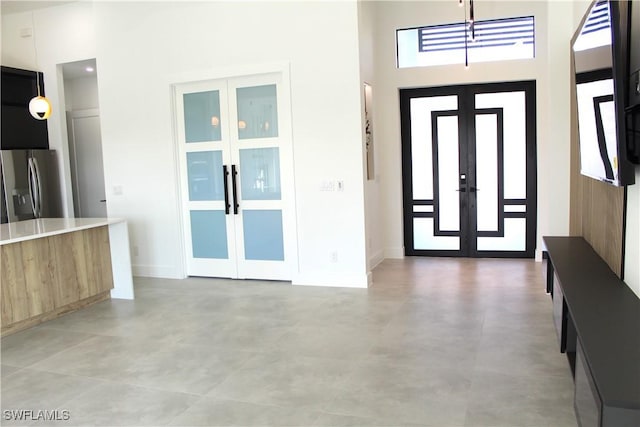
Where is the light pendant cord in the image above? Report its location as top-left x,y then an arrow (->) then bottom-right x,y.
464,0 -> 469,68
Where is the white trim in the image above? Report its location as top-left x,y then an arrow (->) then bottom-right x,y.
368,248 -> 384,270
132,263 -> 184,279
384,246 -> 405,259
293,273 -> 369,289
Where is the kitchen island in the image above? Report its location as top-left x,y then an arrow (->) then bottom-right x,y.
1,218 -> 134,336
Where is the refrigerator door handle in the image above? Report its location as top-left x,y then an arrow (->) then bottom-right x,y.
31,156 -> 43,218
28,158 -> 38,217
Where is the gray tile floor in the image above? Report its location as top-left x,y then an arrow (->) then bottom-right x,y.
1,258 -> 577,426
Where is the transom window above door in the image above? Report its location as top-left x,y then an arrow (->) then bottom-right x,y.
397,16 -> 535,68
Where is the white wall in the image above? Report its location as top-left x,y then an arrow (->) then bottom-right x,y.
2,1 -> 369,287
358,0 -> 385,275
373,0 -> 572,259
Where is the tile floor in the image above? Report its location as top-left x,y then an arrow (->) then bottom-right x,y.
1,258 -> 577,426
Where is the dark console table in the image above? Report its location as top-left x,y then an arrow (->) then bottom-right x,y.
543,237 -> 640,427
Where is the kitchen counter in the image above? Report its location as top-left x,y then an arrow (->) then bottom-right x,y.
1,218 -> 125,245
1,218 -> 134,336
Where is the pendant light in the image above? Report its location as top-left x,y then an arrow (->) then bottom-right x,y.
28,13 -> 52,120
29,71 -> 52,120
459,0 -> 476,68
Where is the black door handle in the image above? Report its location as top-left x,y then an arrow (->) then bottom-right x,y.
470,187 -> 479,193
222,165 -> 230,215
456,188 -> 467,192
231,164 -> 239,215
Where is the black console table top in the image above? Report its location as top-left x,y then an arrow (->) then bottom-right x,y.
543,236 -> 640,410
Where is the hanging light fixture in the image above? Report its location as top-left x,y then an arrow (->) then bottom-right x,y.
28,13 -> 52,120
459,0 -> 476,68
29,71 -> 52,120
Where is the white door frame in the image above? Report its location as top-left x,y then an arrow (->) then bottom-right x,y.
170,63 -> 299,281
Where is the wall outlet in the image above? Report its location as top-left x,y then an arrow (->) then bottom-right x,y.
320,180 -> 335,192
113,185 -> 123,195
330,251 -> 338,263
337,180 -> 344,191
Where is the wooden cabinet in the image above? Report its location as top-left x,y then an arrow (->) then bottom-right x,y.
1,226 -> 113,335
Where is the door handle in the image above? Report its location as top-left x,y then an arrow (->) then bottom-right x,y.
469,187 -> 479,193
222,165 -> 230,215
231,164 -> 239,215
456,187 -> 466,192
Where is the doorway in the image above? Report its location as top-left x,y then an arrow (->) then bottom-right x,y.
400,81 -> 537,258
174,71 -> 296,281
62,59 -> 107,218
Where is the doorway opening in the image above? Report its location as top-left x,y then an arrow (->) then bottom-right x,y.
61,58 -> 107,218
400,81 -> 537,258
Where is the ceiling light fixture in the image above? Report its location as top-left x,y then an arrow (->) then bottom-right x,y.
28,13 -> 51,120
85,66 -> 95,73
28,72 -> 52,120
459,0 -> 476,68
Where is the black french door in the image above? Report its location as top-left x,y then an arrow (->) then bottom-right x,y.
400,81 -> 537,258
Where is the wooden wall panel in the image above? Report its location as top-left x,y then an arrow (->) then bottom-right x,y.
569,48 -> 625,277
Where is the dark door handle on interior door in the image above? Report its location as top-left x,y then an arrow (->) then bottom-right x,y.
231,164 -> 239,215
222,165 -> 230,215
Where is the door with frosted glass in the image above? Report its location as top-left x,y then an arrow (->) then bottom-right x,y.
176,73 -> 294,280
400,81 -> 537,258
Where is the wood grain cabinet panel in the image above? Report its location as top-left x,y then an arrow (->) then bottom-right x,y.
1,226 -> 114,335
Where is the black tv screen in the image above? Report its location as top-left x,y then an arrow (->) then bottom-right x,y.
1,66 -> 49,150
572,0 -> 635,186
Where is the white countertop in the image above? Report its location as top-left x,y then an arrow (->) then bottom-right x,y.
0,218 -> 126,245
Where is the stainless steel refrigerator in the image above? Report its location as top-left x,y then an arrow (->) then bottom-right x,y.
1,149 -> 63,223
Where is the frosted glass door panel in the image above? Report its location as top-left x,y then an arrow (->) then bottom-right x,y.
477,218 -> 526,251
436,115 -> 460,231
239,148 -> 281,200
476,114 -> 499,232
242,210 -> 284,261
237,85 -> 278,139
409,95 -> 458,200
414,218 -> 460,250
190,210 -> 229,259
186,151 -> 224,201
184,91 -> 222,142
476,91 -> 526,199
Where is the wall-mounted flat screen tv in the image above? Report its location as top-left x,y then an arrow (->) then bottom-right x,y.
573,0 -> 635,186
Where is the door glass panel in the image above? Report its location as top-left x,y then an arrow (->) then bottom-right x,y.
190,210 -> 228,258
414,218 -> 460,250
477,218 -> 526,251
239,148 -> 281,200
236,84 -> 279,139
409,96 -> 458,200
184,91 -> 222,143
186,151 -> 224,201
436,115 -> 460,231
476,114 -> 499,232
475,91 -> 526,199
242,210 -> 284,260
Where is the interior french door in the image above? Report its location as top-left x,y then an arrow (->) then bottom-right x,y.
175,72 -> 295,280
400,81 -> 537,258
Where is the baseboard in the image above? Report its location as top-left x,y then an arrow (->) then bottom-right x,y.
384,246 -> 405,259
132,264 -> 183,279
368,248 -> 385,270
293,272 -> 369,288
